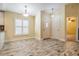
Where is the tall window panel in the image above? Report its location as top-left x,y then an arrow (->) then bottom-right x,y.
15,19 -> 29,35
23,20 -> 29,35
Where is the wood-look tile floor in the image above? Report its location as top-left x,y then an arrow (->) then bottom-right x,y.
0,39 -> 79,56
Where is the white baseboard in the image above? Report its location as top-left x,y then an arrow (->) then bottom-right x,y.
51,37 -> 66,42
5,37 -> 35,43
35,37 -> 42,40
58,38 -> 66,41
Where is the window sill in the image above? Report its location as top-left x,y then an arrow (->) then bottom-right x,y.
14,34 -> 29,37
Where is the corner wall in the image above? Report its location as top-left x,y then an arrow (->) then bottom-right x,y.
35,11 -> 41,40
4,11 -> 35,42
65,4 -> 79,41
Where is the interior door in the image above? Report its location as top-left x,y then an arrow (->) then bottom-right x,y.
41,11 -> 52,39
66,17 -> 77,41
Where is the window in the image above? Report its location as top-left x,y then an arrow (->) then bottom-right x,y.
15,19 -> 29,35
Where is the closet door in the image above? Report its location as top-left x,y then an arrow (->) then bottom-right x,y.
41,11 -> 52,39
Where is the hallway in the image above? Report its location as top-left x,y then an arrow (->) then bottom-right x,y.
0,39 -> 79,56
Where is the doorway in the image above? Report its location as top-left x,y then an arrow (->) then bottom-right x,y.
41,11 -> 52,40
66,17 -> 77,41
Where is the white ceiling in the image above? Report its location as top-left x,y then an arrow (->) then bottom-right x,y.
0,3 -> 65,16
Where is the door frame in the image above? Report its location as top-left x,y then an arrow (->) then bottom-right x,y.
76,16 -> 78,41
65,16 -> 78,41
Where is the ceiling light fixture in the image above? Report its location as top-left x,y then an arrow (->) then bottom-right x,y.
23,5 -> 29,17
51,8 -> 54,18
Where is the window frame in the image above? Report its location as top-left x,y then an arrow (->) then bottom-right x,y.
14,18 -> 29,36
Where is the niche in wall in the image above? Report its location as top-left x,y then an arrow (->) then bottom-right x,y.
0,25 -> 4,31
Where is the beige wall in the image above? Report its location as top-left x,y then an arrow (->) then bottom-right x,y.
65,4 -> 79,27
65,4 -> 79,17
65,4 -> 79,41
4,11 -> 35,42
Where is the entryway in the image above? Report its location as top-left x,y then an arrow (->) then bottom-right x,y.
66,16 -> 77,41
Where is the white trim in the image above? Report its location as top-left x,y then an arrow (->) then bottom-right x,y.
5,37 -> 35,43
14,18 -> 29,36
58,38 -> 66,41
65,16 -> 67,41
76,16 -> 79,41
35,37 -> 42,40
51,37 -> 66,42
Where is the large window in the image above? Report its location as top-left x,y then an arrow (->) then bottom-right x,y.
15,19 -> 29,35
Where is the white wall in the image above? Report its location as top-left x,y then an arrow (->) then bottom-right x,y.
0,12 -> 5,49
0,32 -> 5,49
52,5 -> 66,41
35,11 -> 41,40
0,12 -> 4,25
35,4 -> 66,41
